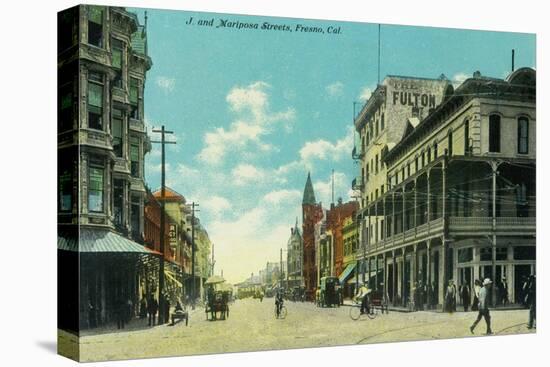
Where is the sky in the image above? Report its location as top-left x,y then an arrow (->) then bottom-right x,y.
130,7 -> 535,284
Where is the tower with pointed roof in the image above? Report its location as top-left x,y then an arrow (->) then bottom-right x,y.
301,172 -> 324,300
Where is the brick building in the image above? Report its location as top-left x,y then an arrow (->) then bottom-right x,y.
302,173 -> 324,300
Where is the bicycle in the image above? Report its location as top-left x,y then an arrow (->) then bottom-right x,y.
349,299 -> 378,320
275,303 -> 287,319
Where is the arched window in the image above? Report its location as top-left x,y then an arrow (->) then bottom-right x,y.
434,141 -> 438,159
518,117 -> 529,154
489,114 -> 501,153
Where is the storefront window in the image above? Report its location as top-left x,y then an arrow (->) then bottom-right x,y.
457,248 -> 473,263
513,246 -> 535,260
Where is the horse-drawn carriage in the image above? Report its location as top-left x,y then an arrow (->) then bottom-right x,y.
205,276 -> 232,321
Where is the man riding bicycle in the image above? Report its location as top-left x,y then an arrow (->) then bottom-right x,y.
355,282 -> 372,315
275,288 -> 284,316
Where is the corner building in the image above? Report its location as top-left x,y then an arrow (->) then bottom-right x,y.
355,69 -> 536,309
57,5 -> 154,331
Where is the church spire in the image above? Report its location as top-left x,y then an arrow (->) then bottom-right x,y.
302,172 -> 316,205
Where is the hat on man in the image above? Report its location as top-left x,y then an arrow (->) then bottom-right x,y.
483,278 -> 493,286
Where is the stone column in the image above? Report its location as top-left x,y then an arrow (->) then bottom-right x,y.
392,250 -> 397,305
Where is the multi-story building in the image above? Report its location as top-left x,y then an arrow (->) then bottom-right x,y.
57,5 -> 153,331
302,173 -> 324,300
286,220 -> 303,289
342,214 -> 359,297
355,69 -> 536,309
326,199 -> 359,281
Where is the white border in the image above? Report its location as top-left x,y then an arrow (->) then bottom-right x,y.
0,0 -> 547,366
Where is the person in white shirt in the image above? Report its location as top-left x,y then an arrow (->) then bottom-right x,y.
355,282 -> 372,314
470,278 -> 493,335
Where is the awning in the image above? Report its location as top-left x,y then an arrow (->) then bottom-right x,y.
58,228 -> 161,255
338,263 -> 356,284
165,269 -> 183,287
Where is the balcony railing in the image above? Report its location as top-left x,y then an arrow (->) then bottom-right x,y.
352,177 -> 364,190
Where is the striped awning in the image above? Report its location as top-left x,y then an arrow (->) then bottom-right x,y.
58,228 -> 160,254
338,263 -> 356,284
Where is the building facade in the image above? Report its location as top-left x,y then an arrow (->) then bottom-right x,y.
355,69 -> 536,309
302,173 -> 324,300
57,5 -> 154,331
286,220 -> 304,288
342,215 -> 359,297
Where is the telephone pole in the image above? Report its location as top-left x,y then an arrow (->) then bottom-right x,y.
188,202 -> 199,307
151,126 -> 176,323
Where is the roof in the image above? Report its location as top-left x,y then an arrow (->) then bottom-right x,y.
302,172 -> 316,205
58,228 -> 160,254
153,187 -> 186,202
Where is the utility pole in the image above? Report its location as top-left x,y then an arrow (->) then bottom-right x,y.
151,126 -> 176,324
189,202 -> 199,307
211,242 -> 215,276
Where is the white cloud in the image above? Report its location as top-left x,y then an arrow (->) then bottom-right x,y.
201,195 -> 231,218
325,81 -> 344,98
155,76 -> 176,93
314,171 -> 351,206
231,164 -> 266,186
263,189 -> 301,205
197,81 -> 295,165
299,126 -> 354,163
358,85 -> 374,102
452,72 -> 470,87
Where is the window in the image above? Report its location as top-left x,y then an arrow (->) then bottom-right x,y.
407,163 -> 410,177
58,8 -> 78,52
464,120 -> 470,155
87,72 -> 103,130
111,39 -> 124,88
516,182 -> 529,217
458,248 -> 473,263
427,147 -> 431,162
375,118 -> 379,136
480,247 -> 492,261
87,6 -> 103,47
434,142 -> 438,159
112,109 -> 123,157
421,152 -> 425,167
381,185 -> 384,195
518,117 -> 529,154
415,157 -> 418,172
59,83 -> 73,131
375,154 -> 379,173
131,195 -> 141,238
59,168 -> 72,211
88,161 -> 104,212
496,247 -> 508,261
380,113 -> 385,131
448,130 -> 453,156
489,114 -> 501,153
130,136 -> 140,177
513,246 -> 535,260
130,78 -> 140,119
113,179 -> 124,227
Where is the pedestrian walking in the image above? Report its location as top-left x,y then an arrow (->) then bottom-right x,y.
147,294 -> 158,327
126,298 -> 134,324
116,297 -> 126,330
461,283 -> 471,312
445,280 -> 457,313
524,275 -> 536,329
471,279 -> 481,311
139,294 -> 147,319
470,278 -> 493,335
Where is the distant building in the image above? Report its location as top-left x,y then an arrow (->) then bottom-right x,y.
286,219 -> 303,288
302,172 -> 324,300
